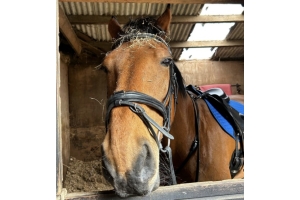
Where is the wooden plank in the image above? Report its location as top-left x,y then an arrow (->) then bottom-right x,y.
88,40 -> 243,50
59,7 -> 82,55
59,0 -> 243,4
172,15 -> 244,23
74,29 -> 95,42
170,40 -> 244,48
80,39 -> 107,55
87,41 -> 113,51
65,179 -> 244,200
67,15 -> 244,24
56,2 -> 62,197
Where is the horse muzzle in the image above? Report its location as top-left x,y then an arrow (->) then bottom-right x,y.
101,144 -> 160,197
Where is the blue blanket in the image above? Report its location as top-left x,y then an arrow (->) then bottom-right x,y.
204,99 -> 244,139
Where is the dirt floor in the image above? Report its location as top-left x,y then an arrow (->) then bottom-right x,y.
64,157 -> 113,193
63,126 -> 173,193
68,126 -> 106,162
64,126 -> 113,193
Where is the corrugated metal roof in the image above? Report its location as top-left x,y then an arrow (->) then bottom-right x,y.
211,22 -> 244,60
60,2 -> 202,16
226,22 -> 244,40
211,46 -> 244,60
59,2 -> 243,61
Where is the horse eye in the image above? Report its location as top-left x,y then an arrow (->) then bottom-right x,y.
161,58 -> 172,67
95,63 -> 109,73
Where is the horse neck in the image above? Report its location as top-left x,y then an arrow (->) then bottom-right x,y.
170,92 -> 196,154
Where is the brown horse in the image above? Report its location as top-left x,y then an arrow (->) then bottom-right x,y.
100,4 -> 244,198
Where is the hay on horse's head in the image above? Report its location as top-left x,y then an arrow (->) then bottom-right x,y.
121,17 -> 169,40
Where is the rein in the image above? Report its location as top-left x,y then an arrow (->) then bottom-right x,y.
105,33 -> 178,185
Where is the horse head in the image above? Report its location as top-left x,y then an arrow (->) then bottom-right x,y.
100,5 -> 182,197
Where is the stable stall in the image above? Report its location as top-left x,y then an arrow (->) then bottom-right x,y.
56,1 -> 244,199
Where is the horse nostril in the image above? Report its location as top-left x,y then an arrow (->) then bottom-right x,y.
134,144 -> 156,181
141,144 -> 151,166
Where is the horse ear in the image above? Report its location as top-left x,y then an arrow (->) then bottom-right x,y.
156,4 -> 172,35
108,16 -> 123,39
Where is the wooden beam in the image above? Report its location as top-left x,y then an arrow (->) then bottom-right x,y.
74,30 -> 108,53
170,40 -> 244,48
59,7 -> 82,55
67,15 -> 244,24
74,29 -> 95,42
88,41 -> 112,51
172,15 -> 243,23
80,40 -> 107,56
59,0 -> 243,4
65,179 -> 244,199
88,40 -> 243,50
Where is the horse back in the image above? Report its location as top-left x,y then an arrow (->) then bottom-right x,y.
196,94 -> 244,181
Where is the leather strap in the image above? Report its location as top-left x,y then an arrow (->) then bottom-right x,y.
175,91 -> 200,182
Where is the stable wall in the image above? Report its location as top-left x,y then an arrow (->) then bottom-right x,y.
176,60 -> 244,95
67,55 -> 107,162
68,61 -> 107,128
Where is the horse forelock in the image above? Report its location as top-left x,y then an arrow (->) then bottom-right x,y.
122,17 -> 167,37
110,16 -> 171,51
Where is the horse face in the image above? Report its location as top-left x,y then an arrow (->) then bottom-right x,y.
100,6 -> 172,197
101,40 -> 172,197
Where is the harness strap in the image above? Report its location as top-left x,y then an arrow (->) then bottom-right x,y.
129,102 -> 174,140
106,91 -> 168,124
175,91 -> 200,182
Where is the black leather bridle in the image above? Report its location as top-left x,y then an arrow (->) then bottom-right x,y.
105,33 -> 178,185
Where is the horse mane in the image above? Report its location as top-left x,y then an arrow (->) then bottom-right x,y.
173,63 -> 187,97
121,17 -> 187,98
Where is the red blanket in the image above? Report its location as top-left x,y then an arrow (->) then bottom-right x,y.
199,84 -> 232,95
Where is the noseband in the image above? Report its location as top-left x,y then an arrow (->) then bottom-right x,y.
105,33 -> 178,184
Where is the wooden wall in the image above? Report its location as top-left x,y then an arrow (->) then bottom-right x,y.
68,60 -> 107,128
176,60 -> 244,94
67,55 -> 107,161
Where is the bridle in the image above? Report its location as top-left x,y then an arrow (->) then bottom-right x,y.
105,33 -> 178,185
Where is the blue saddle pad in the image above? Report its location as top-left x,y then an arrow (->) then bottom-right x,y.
204,99 -> 244,139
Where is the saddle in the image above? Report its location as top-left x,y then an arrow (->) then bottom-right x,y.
185,85 -> 244,178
